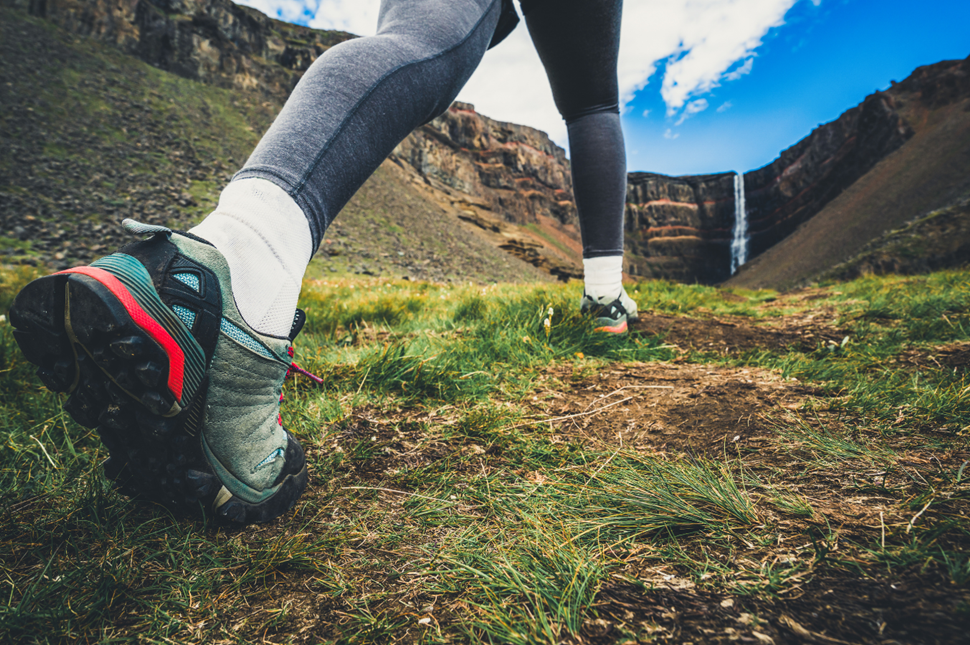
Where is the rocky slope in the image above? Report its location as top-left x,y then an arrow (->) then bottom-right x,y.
818,195 -> 970,282
0,6 -> 556,283
1,0 -> 583,279
1,0 -> 354,97
726,56 -> 970,290
741,91 -> 914,259
394,102 -> 576,228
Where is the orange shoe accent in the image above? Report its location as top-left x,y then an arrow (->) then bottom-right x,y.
594,320 -> 628,334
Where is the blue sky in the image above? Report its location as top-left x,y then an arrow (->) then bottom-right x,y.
238,0 -> 970,177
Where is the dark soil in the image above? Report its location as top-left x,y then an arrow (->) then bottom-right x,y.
529,360 -> 817,456
897,340 -> 970,372
587,574 -> 970,645
633,311 -> 845,356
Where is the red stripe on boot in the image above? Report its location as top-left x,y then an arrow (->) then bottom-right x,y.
59,266 -> 185,401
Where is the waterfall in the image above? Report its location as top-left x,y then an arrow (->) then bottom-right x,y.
730,171 -> 748,275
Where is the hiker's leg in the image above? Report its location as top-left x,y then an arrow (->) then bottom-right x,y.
523,0 -> 628,304
192,0 -> 504,334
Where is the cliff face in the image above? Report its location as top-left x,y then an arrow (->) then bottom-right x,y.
393,103 -> 576,227
623,172 -> 735,283
628,56 -> 969,284
742,91 -> 914,260
629,89 -> 916,283
3,0 -> 353,96
724,56 -> 970,290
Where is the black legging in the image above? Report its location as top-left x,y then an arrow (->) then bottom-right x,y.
236,0 -> 625,259
525,0 -> 626,257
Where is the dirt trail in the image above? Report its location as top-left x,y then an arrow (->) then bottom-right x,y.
288,365 -> 966,643
530,361 -> 817,456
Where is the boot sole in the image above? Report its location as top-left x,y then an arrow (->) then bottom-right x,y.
10,270 -> 222,510
10,269 -> 305,523
212,461 -> 309,525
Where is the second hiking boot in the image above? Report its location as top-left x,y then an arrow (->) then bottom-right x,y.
9,219 -> 308,524
580,288 -> 639,334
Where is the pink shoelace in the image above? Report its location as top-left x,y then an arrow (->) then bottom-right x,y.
278,347 -> 324,425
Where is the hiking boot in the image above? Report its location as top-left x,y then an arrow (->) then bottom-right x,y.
580,288 -> 639,334
9,219 -> 309,524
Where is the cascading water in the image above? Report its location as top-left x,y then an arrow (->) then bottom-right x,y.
730,171 -> 748,275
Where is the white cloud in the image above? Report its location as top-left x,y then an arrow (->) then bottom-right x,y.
238,0 -> 380,34
717,100 -> 733,112
236,0 -> 798,144
674,98 -> 709,125
307,0 -> 380,34
663,128 -> 679,140
236,0 -> 318,26
724,57 -> 754,81
646,0 -> 796,116
458,25 -> 566,145
642,108 -> 651,117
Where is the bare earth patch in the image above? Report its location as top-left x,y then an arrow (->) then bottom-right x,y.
529,361 -> 819,455
630,305 -> 845,357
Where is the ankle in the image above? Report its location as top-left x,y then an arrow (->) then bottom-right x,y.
583,255 -> 623,302
190,179 -> 313,336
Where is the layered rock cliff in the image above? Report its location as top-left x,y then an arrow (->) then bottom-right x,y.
2,0 -> 354,96
623,172 -> 735,283
742,91 -> 914,260
393,102 -> 576,227
725,56 -> 970,290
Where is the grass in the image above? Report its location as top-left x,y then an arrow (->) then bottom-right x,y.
1,268 -> 969,642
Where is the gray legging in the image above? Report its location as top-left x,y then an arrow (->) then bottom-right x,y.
235,0 -> 625,259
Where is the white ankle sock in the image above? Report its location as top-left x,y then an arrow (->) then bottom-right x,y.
190,179 -> 313,337
583,255 -> 624,302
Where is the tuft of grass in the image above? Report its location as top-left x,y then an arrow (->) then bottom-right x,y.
433,519 -> 606,645
568,455 -> 759,539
